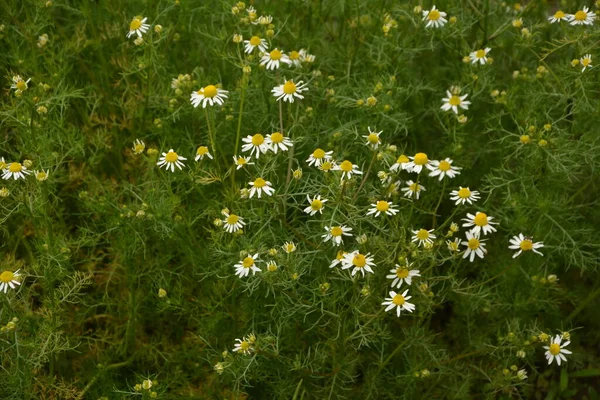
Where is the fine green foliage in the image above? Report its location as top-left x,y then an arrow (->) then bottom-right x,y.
1,0 -> 600,399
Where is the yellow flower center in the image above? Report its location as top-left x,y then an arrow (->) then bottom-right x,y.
438,160 -> 451,171
396,267 -> 409,278
8,162 -> 22,173
313,148 -> 325,159
549,343 -> 560,355
253,178 -> 266,188
237,157 -> 247,165
203,85 -> 218,98
582,58 -> 591,67
409,183 -> 418,191
467,237 -> 480,250
0,271 -> 15,283
474,212 -> 488,226
413,153 -> 428,165
321,161 -> 333,171
226,214 -> 239,225
16,80 -> 27,91
242,257 -> 255,268
269,49 -> 282,60
554,10 -> 565,19
392,294 -> 405,305
311,199 -> 323,210
449,95 -> 461,106
270,132 -> 283,143
367,133 -> 379,144
475,49 -> 486,59
428,9 -> 441,21
240,340 -> 250,350
197,146 -> 209,155
352,253 -> 367,268
165,151 -> 178,163
249,36 -> 261,46
375,201 -> 389,212
336,251 -> 345,260
416,229 -> 430,240
283,80 -> 297,94
458,187 -> 471,198
37,172 -> 48,180
251,133 -> 264,146
331,226 -> 343,236
130,18 -> 142,31
397,154 -> 409,164
340,160 -> 353,172
574,10 -> 587,21
289,50 -> 300,60
520,239 -> 533,251
135,144 -> 145,153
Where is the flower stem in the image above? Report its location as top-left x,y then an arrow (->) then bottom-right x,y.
353,151 -> 377,201
432,179 -> 447,228
204,108 -> 216,160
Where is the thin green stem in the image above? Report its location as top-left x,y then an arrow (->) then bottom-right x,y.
205,108 -> 216,160
432,179 -> 447,228
353,151 -> 377,202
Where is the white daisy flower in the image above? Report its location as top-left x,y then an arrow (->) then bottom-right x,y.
390,154 -> 412,172
401,180 -> 425,200
580,54 -> 592,72
447,237 -> 461,252
306,148 -> 333,167
334,160 -> 362,182
233,155 -> 254,170
450,187 -> 480,205
252,15 -> 273,25
329,250 -> 347,268
260,48 -> 292,70
303,195 -> 327,216
548,10 -> 567,23
366,200 -> 399,217
0,269 -> 21,293
517,369 -> 528,380
412,228 -> 436,247
428,158 -> 461,180
567,7 -> 595,26
190,85 -> 228,108
382,289 -> 416,317
34,170 -> 49,182
462,212 -> 498,236
544,334 -> 572,366
132,139 -> 145,154
2,162 -> 31,180
441,89 -> 471,114
232,336 -> 254,355
318,160 -> 337,173
422,5 -> 447,28
243,35 -> 268,53
272,79 -> 308,103
156,149 -> 187,172
386,262 -> 420,289
195,146 -> 213,161
283,242 -> 297,253
10,75 -> 31,93
265,132 -> 293,154
222,211 -> 246,233
508,233 -> 544,258
234,253 -> 261,278
299,49 -> 316,64
127,16 -> 150,38
405,153 -> 434,174
248,178 -> 275,198
461,230 -> 487,262
288,50 -> 302,67
363,127 -> 382,149
241,133 -> 271,159
341,250 -> 376,277
470,48 -> 491,65
322,225 -> 352,246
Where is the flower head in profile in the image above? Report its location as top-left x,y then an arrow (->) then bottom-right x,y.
132,139 -> 146,155
412,228 -> 436,247
34,170 -> 49,181
127,16 -> 150,38
450,187 -> 480,205
366,200 -> 399,217
462,212 -> 498,235
157,149 -> 187,172
544,334 -> 572,365
272,79 -> 308,103
222,210 -> 246,233
195,146 -> 213,161
461,230 -> 487,262
190,85 -> 228,108
303,195 -> 328,216
329,250 -> 347,268
548,10 -> 567,23
234,253 -> 261,278
233,155 -> 254,170
363,127 -> 382,149
401,180 -> 426,200
322,225 -> 353,246
390,154 -> 411,172
0,269 -> 21,293
248,177 -> 275,198
242,133 -> 270,159
382,289 -> 415,317
260,48 -> 292,70
334,160 -> 362,182
441,88 -> 471,114
2,161 -> 31,180
422,5 -> 447,28
252,15 -> 273,25
428,158 -> 461,180
580,54 -> 592,72
282,242 -> 297,254
508,233 -> 544,258
567,7 -> 595,26
386,261 -> 420,288
470,48 -> 491,65
265,132 -> 293,154
341,250 -> 376,277
306,148 -> 333,167
299,49 -> 316,64
243,35 -> 268,53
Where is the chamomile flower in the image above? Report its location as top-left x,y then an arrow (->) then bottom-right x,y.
422,5 -> 447,28
272,79 -> 308,103
461,230 -> 487,262
318,160 -> 337,173
390,154 -> 411,172
232,337 -> 254,355
233,155 -> 254,170
428,158 -> 461,180
252,15 -> 273,25
366,200 -> 399,217
386,262 -> 420,288
10,75 -> 31,93
406,153 -> 433,174
190,85 -> 228,108
462,212 -> 498,236
412,228 -> 436,247
132,139 -> 145,154
265,132 -> 293,154
567,7 -> 595,26
0,158 -> 6,170
548,10 -> 567,23
243,35 -> 268,53
401,180 -> 425,200
447,238 -> 461,252
544,335 -> 572,366
234,253 -> 261,278
441,89 -> 471,114
0,269 -> 21,293
195,146 -> 213,161
34,170 -> 49,181
242,133 -> 271,159
470,48 -> 491,65
580,54 -> 592,72
341,250 -> 376,277
382,289 -> 416,317
300,49 -> 316,64
127,16 -> 150,38
508,234 -> 544,258
303,195 -> 328,216
306,148 -> 333,167
334,160 -> 362,182
450,187 -> 480,205
288,50 -> 302,67
322,225 -> 353,246
260,48 -> 292,70
329,250 -> 347,268
248,178 -> 275,198
2,162 -> 31,180
222,211 -> 246,233
283,242 -> 297,253
363,127 -> 382,149
156,149 -> 187,172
